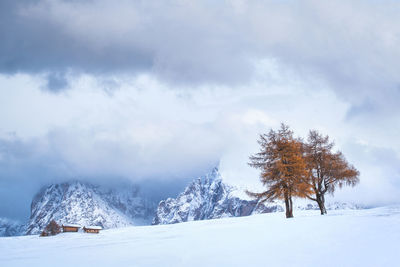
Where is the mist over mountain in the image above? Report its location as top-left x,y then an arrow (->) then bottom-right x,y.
0,218 -> 24,237
25,181 -> 157,235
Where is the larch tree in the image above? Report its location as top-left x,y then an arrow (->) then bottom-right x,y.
247,124 -> 311,218
304,130 -> 360,215
41,220 -> 61,236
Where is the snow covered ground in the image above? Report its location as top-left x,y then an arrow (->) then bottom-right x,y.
1,206 -> 399,267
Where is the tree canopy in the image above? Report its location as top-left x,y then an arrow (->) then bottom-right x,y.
247,124 -> 310,218
247,124 -> 359,217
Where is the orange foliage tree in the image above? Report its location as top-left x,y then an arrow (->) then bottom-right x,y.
304,130 -> 360,214
247,124 -> 311,218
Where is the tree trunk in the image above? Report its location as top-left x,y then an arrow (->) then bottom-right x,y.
316,194 -> 327,215
288,196 -> 293,218
284,195 -> 294,218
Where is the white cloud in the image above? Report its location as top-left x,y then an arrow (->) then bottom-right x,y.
2,57 -> 399,216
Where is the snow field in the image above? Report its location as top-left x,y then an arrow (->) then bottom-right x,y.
0,206 -> 399,267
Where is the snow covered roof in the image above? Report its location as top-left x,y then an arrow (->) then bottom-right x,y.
62,224 -> 81,228
84,226 -> 102,230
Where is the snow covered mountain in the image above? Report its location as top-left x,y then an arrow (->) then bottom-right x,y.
152,168 -> 283,224
15,170 -> 363,235
0,218 -> 24,237
26,181 -> 156,235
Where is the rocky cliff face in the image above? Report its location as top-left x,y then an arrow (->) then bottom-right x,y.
26,181 -> 156,235
152,168 -> 283,225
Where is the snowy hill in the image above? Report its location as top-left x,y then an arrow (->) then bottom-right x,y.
26,181 -> 156,235
0,206 -> 399,267
153,168 -> 282,224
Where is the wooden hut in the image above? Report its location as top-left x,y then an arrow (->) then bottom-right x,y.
83,226 -> 102,234
62,224 -> 81,232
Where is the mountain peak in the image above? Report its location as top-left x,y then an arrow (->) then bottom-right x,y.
152,169 -> 282,225
25,181 -> 156,235
204,167 -> 221,181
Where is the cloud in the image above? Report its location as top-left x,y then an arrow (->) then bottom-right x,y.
333,142 -> 400,206
2,70 -> 399,221
0,0 -> 399,103
45,72 -> 69,92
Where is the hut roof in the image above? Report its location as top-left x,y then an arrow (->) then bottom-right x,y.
84,226 -> 102,230
62,224 -> 81,228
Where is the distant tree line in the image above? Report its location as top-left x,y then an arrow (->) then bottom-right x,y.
247,124 -> 359,218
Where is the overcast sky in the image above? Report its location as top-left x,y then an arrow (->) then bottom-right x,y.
1,0 -> 400,221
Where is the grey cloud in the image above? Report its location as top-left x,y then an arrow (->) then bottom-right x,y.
0,1 -> 152,80
2,0 -> 400,104
45,72 -> 69,92
346,98 -> 376,120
